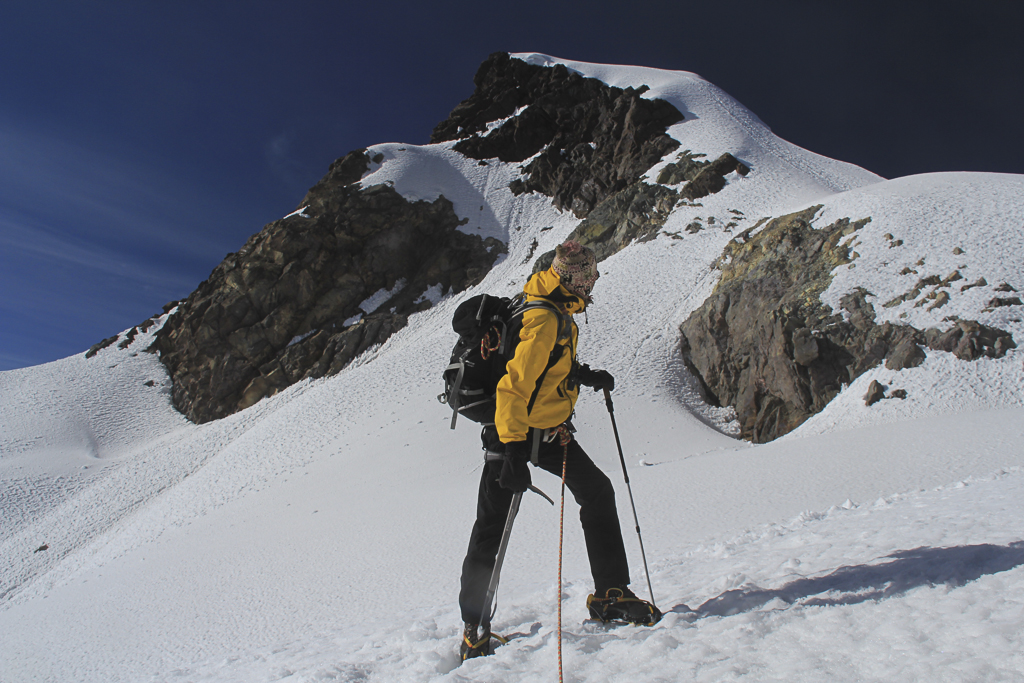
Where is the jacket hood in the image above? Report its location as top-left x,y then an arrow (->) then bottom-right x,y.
523,268 -> 587,314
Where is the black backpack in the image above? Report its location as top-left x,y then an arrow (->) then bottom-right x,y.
439,293 -> 565,429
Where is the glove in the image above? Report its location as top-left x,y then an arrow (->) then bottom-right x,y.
576,363 -> 615,392
498,440 -> 532,492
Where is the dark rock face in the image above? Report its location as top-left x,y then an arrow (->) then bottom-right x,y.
678,153 -> 750,201
678,207 -> 1016,443
432,52 -> 684,218
532,148 -> 752,272
149,149 -> 503,423
86,314 -> 161,358
657,150 -> 750,200
988,296 -> 1024,308
656,150 -> 710,186
885,336 -> 927,370
534,182 -> 680,274
923,320 -> 1017,360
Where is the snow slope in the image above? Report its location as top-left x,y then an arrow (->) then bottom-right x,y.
2,55 -> 1024,682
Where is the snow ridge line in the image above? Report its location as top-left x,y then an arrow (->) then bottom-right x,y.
695,78 -> 878,197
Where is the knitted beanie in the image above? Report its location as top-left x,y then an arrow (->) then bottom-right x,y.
551,240 -> 598,300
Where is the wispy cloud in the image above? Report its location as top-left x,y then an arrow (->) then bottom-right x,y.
0,117 -> 272,368
0,351 -> 41,372
0,118 -> 251,263
0,211 -> 196,292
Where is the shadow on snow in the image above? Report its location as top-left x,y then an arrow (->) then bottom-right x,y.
671,541 -> 1024,618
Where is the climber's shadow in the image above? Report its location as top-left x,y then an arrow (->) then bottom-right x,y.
673,541 -> 1024,618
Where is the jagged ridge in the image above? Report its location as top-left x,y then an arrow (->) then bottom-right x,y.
432,52 -> 684,217
140,53 -> 693,423
149,149 -> 502,423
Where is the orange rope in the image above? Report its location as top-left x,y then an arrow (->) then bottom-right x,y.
557,437 -> 568,683
479,325 -> 501,360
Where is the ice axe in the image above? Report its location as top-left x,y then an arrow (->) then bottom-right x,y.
479,484 -> 553,636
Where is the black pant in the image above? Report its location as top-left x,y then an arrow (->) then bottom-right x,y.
459,427 -> 630,624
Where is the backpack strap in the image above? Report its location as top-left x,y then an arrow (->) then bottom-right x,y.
445,348 -> 472,430
526,343 -> 565,416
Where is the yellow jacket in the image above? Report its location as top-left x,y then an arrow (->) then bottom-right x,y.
495,268 -> 585,443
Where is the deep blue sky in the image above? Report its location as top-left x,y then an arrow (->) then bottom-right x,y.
2,1 -> 1022,370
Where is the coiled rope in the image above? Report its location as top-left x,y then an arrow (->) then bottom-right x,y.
479,325 -> 502,360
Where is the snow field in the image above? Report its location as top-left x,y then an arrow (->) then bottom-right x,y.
158,459 -> 1024,683
3,55 -> 1024,682
817,172 -> 1024,332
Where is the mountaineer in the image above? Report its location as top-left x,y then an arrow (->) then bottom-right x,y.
458,240 -> 660,660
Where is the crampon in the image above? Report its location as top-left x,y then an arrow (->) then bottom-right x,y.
586,587 -> 663,626
459,623 -> 510,661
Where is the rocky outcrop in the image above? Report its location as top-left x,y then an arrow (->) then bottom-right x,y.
86,311 -> 164,358
532,148 -> 752,271
534,182 -> 680,274
863,380 -> 886,406
148,149 -> 503,423
431,52 -> 684,218
678,207 -> 1016,443
85,335 -> 119,359
923,320 -> 1017,360
657,150 -> 750,200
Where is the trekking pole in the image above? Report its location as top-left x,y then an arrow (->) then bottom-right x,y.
603,387 -> 656,606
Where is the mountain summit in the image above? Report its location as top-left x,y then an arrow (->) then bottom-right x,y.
119,52 -> 1018,440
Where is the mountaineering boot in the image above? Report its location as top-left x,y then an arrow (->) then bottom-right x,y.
459,622 -> 509,661
460,622 -> 491,660
587,586 -> 663,625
